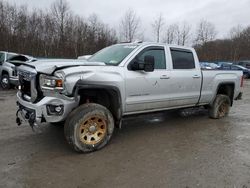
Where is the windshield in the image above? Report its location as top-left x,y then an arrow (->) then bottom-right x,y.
6,53 -> 17,61
88,44 -> 138,65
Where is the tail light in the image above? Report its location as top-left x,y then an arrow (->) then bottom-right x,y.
240,76 -> 244,87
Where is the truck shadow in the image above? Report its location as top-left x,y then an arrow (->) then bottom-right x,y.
41,107 -> 209,153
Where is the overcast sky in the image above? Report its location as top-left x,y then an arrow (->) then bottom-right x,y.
5,0 -> 250,42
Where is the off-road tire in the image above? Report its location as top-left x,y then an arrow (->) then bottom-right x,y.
64,103 -> 114,153
1,74 -> 10,90
209,94 -> 231,119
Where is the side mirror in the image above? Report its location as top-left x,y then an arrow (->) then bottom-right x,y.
144,55 -> 155,72
131,55 -> 155,72
131,60 -> 144,71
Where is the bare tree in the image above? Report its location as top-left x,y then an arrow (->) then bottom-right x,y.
195,19 -> 216,45
229,25 -> 243,39
152,13 -> 165,42
51,0 -> 71,42
179,22 -> 191,45
0,0 -> 117,58
163,24 -> 178,44
119,9 -> 140,42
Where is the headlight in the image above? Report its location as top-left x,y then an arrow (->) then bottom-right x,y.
39,74 -> 64,90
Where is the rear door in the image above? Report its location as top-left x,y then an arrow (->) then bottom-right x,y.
166,47 -> 202,106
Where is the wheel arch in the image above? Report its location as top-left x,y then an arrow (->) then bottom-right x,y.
1,70 -> 9,76
215,82 -> 235,106
74,82 -> 123,125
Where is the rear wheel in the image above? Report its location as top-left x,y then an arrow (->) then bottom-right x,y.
1,74 -> 10,89
209,94 -> 231,119
64,103 -> 114,153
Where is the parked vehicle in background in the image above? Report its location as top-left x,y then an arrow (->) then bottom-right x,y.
16,42 -> 243,153
218,64 -> 250,78
215,61 -> 233,67
237,60 -> 250,69
0,51 -> 18,63
0,53 -> 34,89
200,62 -> 219,70
77,55 -> 92,60
234,65 -> 250,78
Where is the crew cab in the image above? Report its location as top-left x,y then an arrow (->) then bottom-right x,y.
16,42 -> 243,153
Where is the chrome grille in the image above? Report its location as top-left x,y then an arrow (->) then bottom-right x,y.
18,70 -> 37,102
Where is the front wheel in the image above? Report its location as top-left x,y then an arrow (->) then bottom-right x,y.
64,103 -> 114,153
1,74 -> 11,89
209,94 -> 231,119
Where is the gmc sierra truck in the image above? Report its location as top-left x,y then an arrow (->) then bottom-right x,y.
16,42 -> 243,153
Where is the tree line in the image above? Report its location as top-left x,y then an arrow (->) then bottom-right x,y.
0,0 -> 250,62
195,25 -> 250,62
0,0 -> 117,58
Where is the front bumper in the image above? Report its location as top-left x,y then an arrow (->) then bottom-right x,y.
16,91 -> 79,126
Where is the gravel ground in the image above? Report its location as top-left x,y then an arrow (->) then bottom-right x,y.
0,81 -> 250,188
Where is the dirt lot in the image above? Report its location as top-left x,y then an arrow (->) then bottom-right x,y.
0,81 -> 250,188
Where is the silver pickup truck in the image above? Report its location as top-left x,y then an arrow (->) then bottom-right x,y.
16,42 -> 243,153
0,51 -> 34,89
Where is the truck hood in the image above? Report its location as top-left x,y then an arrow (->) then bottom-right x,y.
19,59 -> 106,74
3,61 -> 15,68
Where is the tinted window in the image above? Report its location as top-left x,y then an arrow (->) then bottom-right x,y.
137,49 -> 166,69
171,49 -> 195,69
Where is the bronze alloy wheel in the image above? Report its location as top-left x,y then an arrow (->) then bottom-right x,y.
65,103 -> 115,152
218,102 -> 229,118
79,115 -> 107,145
209,94 -> 231,119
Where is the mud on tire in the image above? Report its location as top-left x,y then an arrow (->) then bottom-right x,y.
209,94 -> 231,119
64,103 -> 114,153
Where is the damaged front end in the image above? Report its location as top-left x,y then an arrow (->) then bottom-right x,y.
16,101 -> 44,131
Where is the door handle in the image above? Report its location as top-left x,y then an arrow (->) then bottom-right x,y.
192,75 -> 201,78
160,75 -> 170,79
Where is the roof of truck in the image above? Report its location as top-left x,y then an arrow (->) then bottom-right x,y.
115,42 -> 194,51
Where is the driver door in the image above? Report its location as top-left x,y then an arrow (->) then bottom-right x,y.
124,46 -> 171,113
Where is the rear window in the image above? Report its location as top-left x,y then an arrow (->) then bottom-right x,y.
171,48 -> 195,69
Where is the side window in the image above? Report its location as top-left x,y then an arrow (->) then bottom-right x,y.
137,48 -> 166,69
171,49 -> 195,69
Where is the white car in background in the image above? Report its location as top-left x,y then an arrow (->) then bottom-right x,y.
0,52 -> 34,89
77,55 -> 92,60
